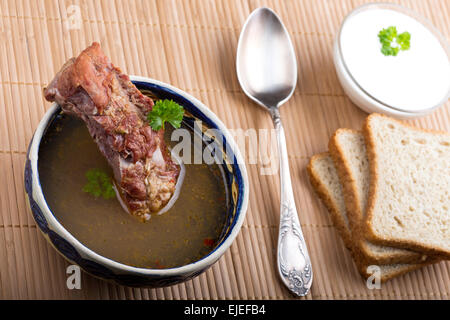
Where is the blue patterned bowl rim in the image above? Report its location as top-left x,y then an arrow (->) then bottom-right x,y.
27,76 -> 249,277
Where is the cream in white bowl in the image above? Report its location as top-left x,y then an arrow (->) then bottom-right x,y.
334,3 -> 450,118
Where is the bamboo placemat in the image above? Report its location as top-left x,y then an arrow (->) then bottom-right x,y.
0,0 -> 449,300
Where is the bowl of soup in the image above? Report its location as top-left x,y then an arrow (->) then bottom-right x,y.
24,76 -> 249,288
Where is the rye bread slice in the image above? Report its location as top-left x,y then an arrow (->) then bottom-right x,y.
329,128 -> 427,265
307,153 -> 433,282
363,114 -> 450,258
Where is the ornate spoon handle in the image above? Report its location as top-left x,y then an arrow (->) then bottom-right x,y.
271,108 -> 313,297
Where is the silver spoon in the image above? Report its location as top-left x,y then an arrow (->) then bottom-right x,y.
236,7 -> 313,297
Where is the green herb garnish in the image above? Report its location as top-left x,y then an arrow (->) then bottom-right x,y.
83,169 -> 115,199
378,26 -> 411,56
147,99 -> 184,131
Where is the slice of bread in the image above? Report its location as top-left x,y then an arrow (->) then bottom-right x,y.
307,153 -> 432,282
363,114 -> 450,258
307,153 -> 431,281
329,128 -> 426,265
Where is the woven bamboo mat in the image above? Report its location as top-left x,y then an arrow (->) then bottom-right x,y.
0,0 -> 449,300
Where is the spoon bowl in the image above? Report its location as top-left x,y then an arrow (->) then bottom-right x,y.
236,7 -> 297,109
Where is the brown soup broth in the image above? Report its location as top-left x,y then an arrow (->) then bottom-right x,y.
38,113 -> 229,269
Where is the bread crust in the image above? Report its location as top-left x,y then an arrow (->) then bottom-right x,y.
329,128 -> 426,265
307,153 -> 353,249
363,113 -> 450,259
328,129 -> 362,232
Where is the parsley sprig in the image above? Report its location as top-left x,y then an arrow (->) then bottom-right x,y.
83,169 -> 115,199
378,26 -> 411,56
147,99 -> 184,131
